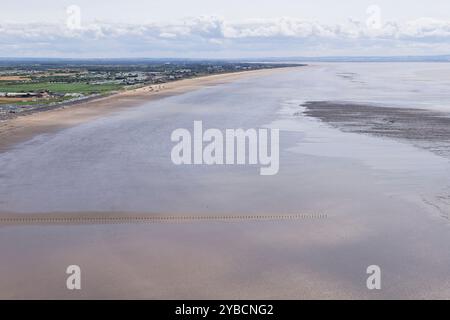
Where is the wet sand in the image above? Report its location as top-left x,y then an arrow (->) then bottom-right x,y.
0,212 -> 318,226
0,67 -> 295,152
303,101 -> 450,159
1,64 -> 450,299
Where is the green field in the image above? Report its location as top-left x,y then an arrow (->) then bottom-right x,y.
0,82 -> 123,94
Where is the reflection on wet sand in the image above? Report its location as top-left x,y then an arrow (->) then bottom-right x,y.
1,63 -> 450,299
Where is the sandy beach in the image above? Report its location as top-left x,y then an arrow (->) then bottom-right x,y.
1,63 -> 450,299
0,67 -> 294,152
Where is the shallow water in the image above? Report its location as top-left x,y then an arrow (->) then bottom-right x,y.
1,63 -> 450,299
2,63 -> 450,214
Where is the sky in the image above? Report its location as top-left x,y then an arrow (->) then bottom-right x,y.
1,0 -> 450,58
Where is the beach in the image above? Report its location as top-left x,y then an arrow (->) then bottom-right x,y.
1,63 -> 450,299
0,68 -> 291,151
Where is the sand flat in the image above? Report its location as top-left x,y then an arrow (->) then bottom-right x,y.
1,63 -> 450,299
303,101 -> 450,159
0,67 -> 295,151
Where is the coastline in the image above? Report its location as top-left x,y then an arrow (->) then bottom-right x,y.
0,67 -> 299,151
2,63 -> 450,299
302,101 -> 450,160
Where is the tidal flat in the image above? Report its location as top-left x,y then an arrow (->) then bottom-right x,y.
1,63 -> 450,299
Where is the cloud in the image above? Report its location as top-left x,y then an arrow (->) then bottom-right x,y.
159,32 -> 177,39
1,16 -> 450,57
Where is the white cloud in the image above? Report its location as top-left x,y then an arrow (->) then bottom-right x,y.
1,16 -> 450,57
159,32 -> 177,39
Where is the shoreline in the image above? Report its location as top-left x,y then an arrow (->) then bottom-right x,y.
302,100 -> 450,160
0,67 -> 300,151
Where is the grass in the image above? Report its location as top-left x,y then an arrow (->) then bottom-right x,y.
0,82 -> 123,94
0,96 -> 73,107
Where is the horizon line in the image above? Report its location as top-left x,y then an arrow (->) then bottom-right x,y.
0,54 -> 449,61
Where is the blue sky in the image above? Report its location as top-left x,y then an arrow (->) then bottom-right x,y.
1,0 -> 450,58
